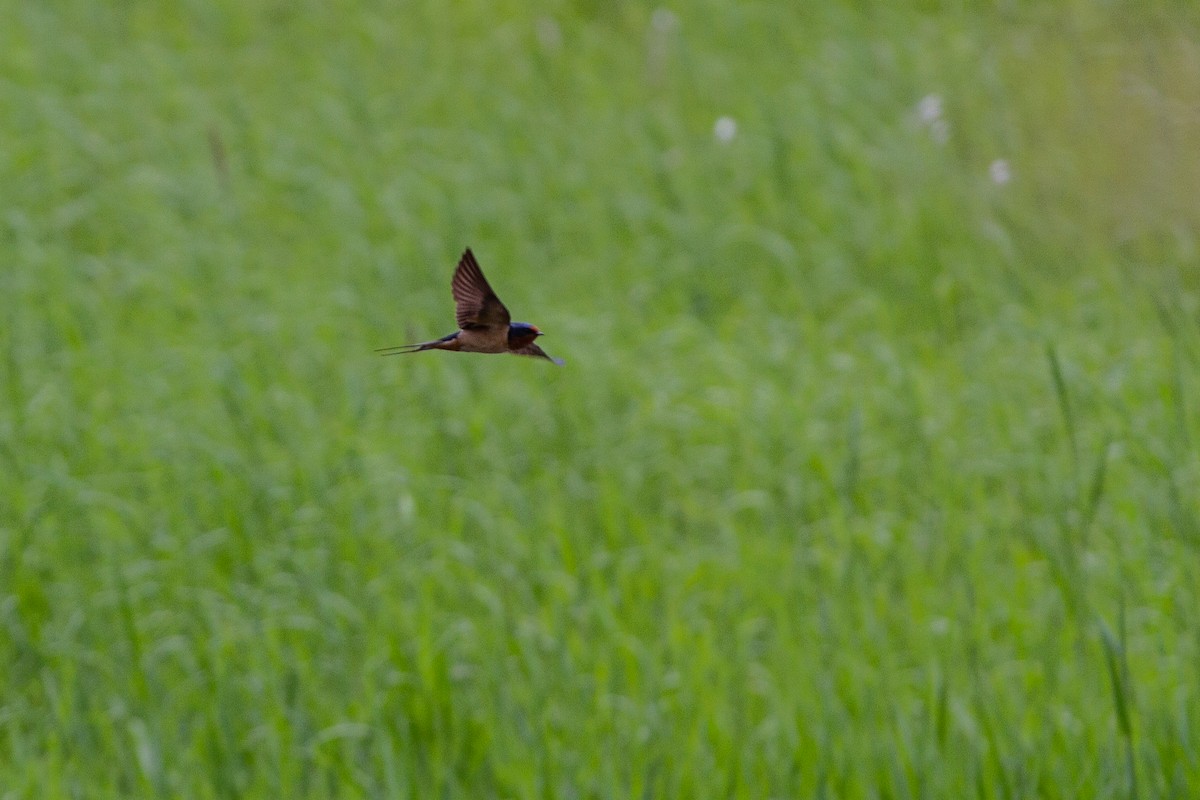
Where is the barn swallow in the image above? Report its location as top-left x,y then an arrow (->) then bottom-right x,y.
376,248 -> 564,365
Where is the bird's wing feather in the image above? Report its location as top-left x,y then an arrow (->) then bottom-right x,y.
451,249 -> 510,330
511,342 -> 564,365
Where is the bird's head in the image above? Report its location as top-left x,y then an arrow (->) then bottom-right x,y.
507,322 -> 542,348
511,322 -> 542,337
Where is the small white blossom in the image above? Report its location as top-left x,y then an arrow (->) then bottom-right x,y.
989,159 -> 1012,185
917,93 -> 943,124
713,116 -> 737,143
915,93 -> 949,144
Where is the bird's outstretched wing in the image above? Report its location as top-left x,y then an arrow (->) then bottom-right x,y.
511,343 -> 564,365
451,249 -> 511,330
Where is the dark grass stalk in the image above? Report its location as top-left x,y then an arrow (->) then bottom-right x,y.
1098,603 -> 1138,800
1079,436 -> 1111,544
1045,343 -> 1079,484
207,125 -> 231,195
934,669 -> 950,750
1151,294 -> 1195,452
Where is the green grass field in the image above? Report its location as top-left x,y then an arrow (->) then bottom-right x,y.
3,1 -> 1200,796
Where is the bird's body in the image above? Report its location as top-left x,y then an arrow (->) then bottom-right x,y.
377,249 -> 564,365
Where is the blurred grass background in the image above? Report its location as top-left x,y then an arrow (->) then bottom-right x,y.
2,0 -> 1200,797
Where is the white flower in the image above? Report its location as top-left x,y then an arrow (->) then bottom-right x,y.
915,94 -> 948,144
713,116 -> 737,143
917,93 -> 943,124
989,158 -> 1012,185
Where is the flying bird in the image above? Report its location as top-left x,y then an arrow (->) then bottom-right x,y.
376,248 -> 564,365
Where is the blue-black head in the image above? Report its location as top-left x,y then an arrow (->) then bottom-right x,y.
507,322 -> 542,347
509,322 -> 542,336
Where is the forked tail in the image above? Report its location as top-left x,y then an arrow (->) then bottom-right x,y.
375,332 -> 459,356
375,341 -> 438,356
